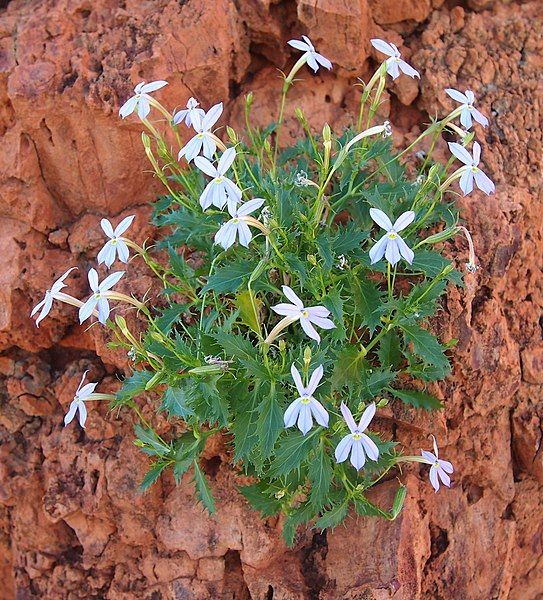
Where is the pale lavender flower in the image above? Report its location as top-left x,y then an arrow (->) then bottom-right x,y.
119,81 -> 168,120
288,36 -> 332,72
97,215 -> 135,268
64,371 -> 98,428
178,102 -> 223,162
31,267 -> 77,327
445,88 -> 488,129
369,208 -> 415,265
420,435 -> 454,492
335,402 -> 379,471
214,199 -> 265,250
173,97 -> 205,128
448,142 -> 495,195
284,363 -> 329,435
371,39 -> 420,80
79,269 -> 124,325
271,286 -> 335,343
194,147 -> 242,211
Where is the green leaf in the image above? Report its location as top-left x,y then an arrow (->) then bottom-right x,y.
192,461 -> 216,514
140,461 -> 169,491
282,502 -> 317,546
269,430 -> 319,478
389,387 -> 443,410
114,370 -> 155,407
377,330 -> 402,369
331,224 -> 368,256
331,346 -> 367,391
352,278 -> 383,334
322,287 -> 346,342
308,443 -> 333,507
401,324 -> 450,373
239,483 -> 282,517
232,407 -> 258,463
315,499 -> 349,530
365,369 -> 396,395
161,385 -> 196,420
212,331 -> 270,380
235,290 -> 262,335
316,235 -> 334,270
257,393 -> 283,458
391,485 -> 407,519
134,424 -> 172,457
202,260 -> 257,294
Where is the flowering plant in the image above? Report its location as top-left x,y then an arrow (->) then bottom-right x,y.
32,37 -> 494,544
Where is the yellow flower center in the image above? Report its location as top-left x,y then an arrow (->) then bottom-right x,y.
471,166 -> 478,173
197,133 -> 204,139
232,218 -> 239,224
111,239 -> 117,246
387,232 -> 398,239
94,293 -> 101,299
301,310 -> 309,317
215,177 -> 223,183
353,433 -> 361,441
301,396 -> 311,405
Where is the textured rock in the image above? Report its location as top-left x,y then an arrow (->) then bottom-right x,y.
0,0 -> 542,598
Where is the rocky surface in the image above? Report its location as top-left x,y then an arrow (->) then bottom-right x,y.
1,0 -> 542,598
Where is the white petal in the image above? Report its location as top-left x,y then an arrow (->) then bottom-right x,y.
77,400 -> 88,428
88,268 -> 99,292
301,36 -> 314,51
459,169 -> 474,195
119,96 -> 138,118
30,296 -> 47,318
371,38 -> 396,57
310,399 -> 329,427
79,297 -> 98,323
472,141 -> 481,165
282,286 -> 304,308
51,267 -> 77,292
199,181 -> 215,210
306,365 -> 324,395
305,306 -> 330,318
78,382 -> 98,399
137,96 -> 151,120
474,169 -> 495,195
438,468 -> 451,488
34,295 -> 54,327
284,398 -> 302,427
140,80 -> 168,93
340,402 -> 357,433
214,221 -> 238,250
360,433 -> 379,461
306,53 -> 319,72
271,303 -> 300,317
421,450 -> 437,464
64,400 -> 78,426
448,142 -> 472,166
307,315 -> 335,330
445,88 -> 468,103
288,39 -> 311,52
178,136 -> 202,162
393,211 -> 415,232
194,156 -> 219,178
398,59 -> 420,79
237,198 -> 264,217
297,404 -> 313,435
314,53 -> 332,70
350,440 -> 366,470
369,235 -> 389,264
222,177 -> 242,203
429,466 -> 440,491
211,181 -> 227,209
116,240 -> 130,263
369,208 -> 393,231
217,147 -> 236,175
386,58 -> 400,80
236,220 -> 252,247
173,109 -> 188,125
202,134 -> 217,159
396,235 -> 414,264
472,108 -> 488,128
290,363 -> 305,396
97,297 -> 110,324
358,402 -> 376,431
114,215 -> 135,236
202,102 -> 223,130
300,317 -> 320,342
335,435 -> 353,463
97,242 -> 114,267
385,238 -> 401,265
99,271 -> 124,291
100,218 -> 115,238
460,107 -> 473,130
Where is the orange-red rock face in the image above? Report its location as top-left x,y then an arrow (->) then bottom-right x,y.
1,0 -> 542,598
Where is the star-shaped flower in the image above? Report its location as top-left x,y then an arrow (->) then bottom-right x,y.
288,35 -> 332,72
445,88 -> 489,129
448,141 -> 495,195
173,97 -> 205,128
30,267 -> 77,327
64,371 -> 98,428
194,147 -> 242,211
284,363 -> 329,435
369,208 -> 415,266
270,286 -> 335,343
97,215 -> 135,268
335,402 -> 380,471
214,199 -> 265,249
420,435 -> 454,492
371,39 -> 420,80
79,269 -> 124,325
178,102 -> 223,162
119,81 -> 168,120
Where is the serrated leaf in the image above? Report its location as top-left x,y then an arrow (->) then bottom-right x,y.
161,385 -> 196,420
192,461 -> 216,514
401,324 -> 450,373
377,330 -> 402,369
269,430 -> 319,478
134,424 -> 172,457
257,393 -> 283,458
322,287 -> 346,342
202,260 -> 257,294
331,346 -> 367,391
140,461 -> 169,491
212,331 -> 270,380
389,387 -> 443,410
308,443 -> 333,507
365,368 -> 396,395
282,502 -> 317,546
315,500 -> 349,530
114,370 -> 155,406
239,483 -> 282,517
353,278 -> 383,334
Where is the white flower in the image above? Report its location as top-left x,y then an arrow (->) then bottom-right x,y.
178,102 -> 223,162
173,97 -> 205,128
271,286 -> 335,343
335,402 -> 379,471
119,81 -> 168,120
448,141 -> 495,195
97,215 -> 135,268
30,267 -> 77,327
194,147 -> 242,211
79,269 -> 124,325
214,199 -> 265,250
369,208 -> 415,266
420,436 -> 454,492
288,35 -> 332,72
284,363 -> 329,435
445,88 -> 489,129
64,371 -> 98,428
371,39 -> 420,80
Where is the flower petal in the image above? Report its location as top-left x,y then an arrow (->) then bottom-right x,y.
445,88 -> 468,103
284,398 -> 302,428
300,317 -> 320,342
77,400 -> 88,428
398,59 -> 420,79
271,303 -> 300,317
369,208 -> 393,231
306,53 -> 319,72
202,102 -> 223,131
459,169 -> 474,196
448,142 -> 472,166
282,285 -> 304,308
385,238 -> 401,265
202,134 -> 217,159
178,136 -> 202,162
439,459 -> 454,474
334,435 -> 353,463
79,297 -> 98,323
97,297 -> 110,323
297,404 -> 313,435
305,306 -> 330,318
307,315 -> 335,330
421,450 -> 437,464
99,271 -> 124,292
116,240 -> 130,263
137,96 -> 151,120
173,108 -> 188,125
290,363 -> 305,396
472,141 -> 481,165
340,401 -> 357,434
429,465 -> 440,492
194,156 -> 219,178
64,400 -> 78,426
396,235 -> 414,264
437,467 -> 451,488
288,39 -> 310,52
140,80 -> 168,93
88,268 -> 99,292
472,108 -> 489,128
236,220 -> 253,247
393,211 -> 415,232
360,433 -> 379,461
237,198 -> 264,217
350,440 -> 366,470
310,399 -> 329,428
34,295 -> 53,327
114,215 -> 135,237
314,53 -> 332,70
358,402 -> 376,431
386,58 -> 400,79
369,234 -> 389,264
371,38 -> 396,57
306,365 -> 324,395
217,147 -> 236,175
214,220 -> 238,250
460,108 -> 473,130
78,382 -> 98,399
474,169 -> 495,195
97,242 -> 117,268
100,218 -> 114,238
119,95 -> 138,118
